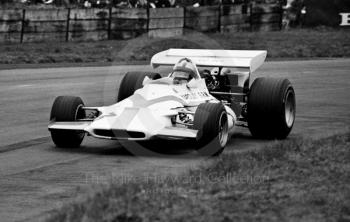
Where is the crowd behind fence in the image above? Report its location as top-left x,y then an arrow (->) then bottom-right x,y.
1,0 -> 284,8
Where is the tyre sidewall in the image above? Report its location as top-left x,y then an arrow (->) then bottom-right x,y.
248,78 -> 296,139
50,96 -> 85,148
194,103 -> 228,156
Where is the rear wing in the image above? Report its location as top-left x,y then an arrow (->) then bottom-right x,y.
151,49 -> 267,73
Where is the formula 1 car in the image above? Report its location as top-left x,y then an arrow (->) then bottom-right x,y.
48,49 -> 296,155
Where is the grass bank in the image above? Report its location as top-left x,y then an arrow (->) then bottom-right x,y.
1,29 -> 349,65
47,132 -> 350,222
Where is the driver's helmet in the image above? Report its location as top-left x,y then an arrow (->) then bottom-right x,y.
172,58 -> 197,84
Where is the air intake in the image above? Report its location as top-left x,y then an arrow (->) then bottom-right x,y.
93,129 -> 145,139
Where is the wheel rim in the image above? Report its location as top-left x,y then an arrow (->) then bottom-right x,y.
285,89 -> 295,128
218,112 -> 229,147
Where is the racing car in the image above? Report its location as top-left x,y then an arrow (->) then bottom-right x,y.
48,49 -> 296,155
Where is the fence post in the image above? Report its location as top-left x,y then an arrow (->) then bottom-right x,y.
218,3 -> 222,32
108,7 -> 112,40
279,2 -> 283,30
249,3 -> 253,31
65,8 -> 70,42
146,3 -> 150,33
183,6 -> 186,29
20,9 -> 25,43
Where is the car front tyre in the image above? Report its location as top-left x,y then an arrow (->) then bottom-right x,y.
193,102 -> 229,156
50,96 -> 86,148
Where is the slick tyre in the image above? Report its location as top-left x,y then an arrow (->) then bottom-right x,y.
49,96 -> 86,148
117,72 -> 161,102
248,77 -> 296,139
193,103 -> 229,156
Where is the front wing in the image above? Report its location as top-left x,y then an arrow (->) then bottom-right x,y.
48,121 -> 198,140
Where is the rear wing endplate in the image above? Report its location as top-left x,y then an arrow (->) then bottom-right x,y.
151,49 -> 267,73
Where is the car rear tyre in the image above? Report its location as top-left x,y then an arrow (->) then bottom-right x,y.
117,72 -> 161,102
193,102 -> 228,156
248,77 -> 296,139
50,96 -> 86,148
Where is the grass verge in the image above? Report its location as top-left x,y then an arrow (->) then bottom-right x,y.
1,29 -> 349,65
47,132 -> 350,222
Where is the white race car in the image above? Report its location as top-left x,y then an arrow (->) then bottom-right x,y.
48,49 -> 296,155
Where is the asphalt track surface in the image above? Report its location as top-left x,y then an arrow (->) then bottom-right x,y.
0,59 -> 349,221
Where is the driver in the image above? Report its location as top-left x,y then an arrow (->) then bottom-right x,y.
171,58 -> 197,84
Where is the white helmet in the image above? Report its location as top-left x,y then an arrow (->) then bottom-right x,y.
172,58 -> 197,83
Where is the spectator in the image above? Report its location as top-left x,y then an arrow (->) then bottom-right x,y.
138,0 -> 147,7
147,0 -> 178,8
155,0 -> 170,8
169,0 -> 176,7
282,0 -> 304,28
84,0 -> 91,7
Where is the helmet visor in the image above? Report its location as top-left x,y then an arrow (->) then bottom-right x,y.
172,71 -> 190,80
